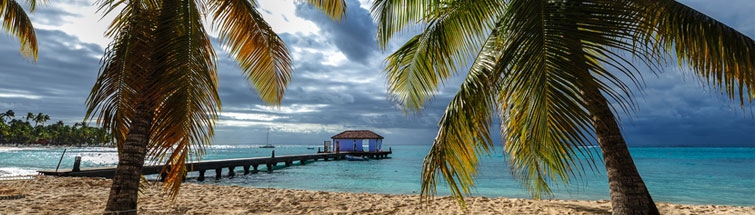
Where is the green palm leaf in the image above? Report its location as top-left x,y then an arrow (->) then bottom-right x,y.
636,0 -> 755,105
421,20 -> 506,208
371,0 -> 442,49
376,0 -> 506,112
383,0 -> 754,211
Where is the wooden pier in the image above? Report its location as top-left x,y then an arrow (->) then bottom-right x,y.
37,151 -> 391,181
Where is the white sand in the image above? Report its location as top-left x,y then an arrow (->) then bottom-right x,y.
1,176 -> 753,214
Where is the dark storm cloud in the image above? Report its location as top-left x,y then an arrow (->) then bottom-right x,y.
294,0 -> 378,64
610,66 -> 755,147
0,29 -> 102,123
210,19 -> 441,143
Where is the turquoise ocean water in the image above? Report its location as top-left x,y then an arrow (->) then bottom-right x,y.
1,144 -> 753,206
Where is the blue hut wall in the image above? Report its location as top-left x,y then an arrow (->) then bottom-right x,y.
369,139 -> 382,152
334,138 -> 382,152
334,139 -> 357,151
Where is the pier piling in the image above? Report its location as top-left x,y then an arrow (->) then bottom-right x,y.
228,166 -> 236,178
198,170 -> 206,181
72,156 -> 81,172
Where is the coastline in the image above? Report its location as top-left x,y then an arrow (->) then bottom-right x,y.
1,176 -> 753,215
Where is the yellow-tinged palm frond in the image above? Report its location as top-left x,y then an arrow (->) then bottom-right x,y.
1,0 -> 43,60
300,0 -> 346,21
370,0 -> 442,49
86,0 -> 159,147
635,0 -> 755,106
208,0 -> 289,105
376,0 -> 506,112
146,0 -> 219,199
421,20 -> 506,209
208,0 -> 346,105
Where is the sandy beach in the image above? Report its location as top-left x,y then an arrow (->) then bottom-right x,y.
0,176 -> 752,214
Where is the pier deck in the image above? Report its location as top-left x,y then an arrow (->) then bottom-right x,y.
38,151 -> 391,181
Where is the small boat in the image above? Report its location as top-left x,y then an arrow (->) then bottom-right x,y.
344,155 -> 369,161
259,127 -> 275,148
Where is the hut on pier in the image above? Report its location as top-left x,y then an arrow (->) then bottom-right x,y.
331,130 -> 384,152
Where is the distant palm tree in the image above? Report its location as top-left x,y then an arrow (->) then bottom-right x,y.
0,110 -> 14,122
85,0 -> 346,213
24,112 -> 34,123
33,112 -> 49,127
0,0 -> 40,60
371,0 -> 753,214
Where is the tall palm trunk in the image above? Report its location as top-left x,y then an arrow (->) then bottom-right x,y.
561,1 -> 659,213
583,86 -> 659,215
104,102 -> 153,214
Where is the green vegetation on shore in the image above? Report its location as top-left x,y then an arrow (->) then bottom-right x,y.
0,110 -> 110,146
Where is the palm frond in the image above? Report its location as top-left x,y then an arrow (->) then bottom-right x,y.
86,0 -> 158,147
1,0 -> 39,60
381,0 -> 506,112
370,0 -> 441,49
146,0 -> 219,199
209,0 -> 293,105
637,0 -> 755,106
421,19 -> 506,208
493,0 -> 653,199
300,0 -> 346,21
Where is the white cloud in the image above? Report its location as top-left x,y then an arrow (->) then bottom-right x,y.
33,0 -> 112,48
221,112 -> 286,121
257,0 -> 320,35
0,89 -> 43,100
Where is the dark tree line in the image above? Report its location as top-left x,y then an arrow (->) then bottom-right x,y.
0,110 -> 111,146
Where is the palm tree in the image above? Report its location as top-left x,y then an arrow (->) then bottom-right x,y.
84,0 -> 346,213
1,0 -> 40,60
33,112 -> 50,127
371,0 -> 753,214
0,110 -> 15,123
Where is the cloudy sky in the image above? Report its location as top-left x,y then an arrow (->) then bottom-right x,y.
0,0 -> 753,147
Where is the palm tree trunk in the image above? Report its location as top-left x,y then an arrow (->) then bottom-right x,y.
582,85 -> 660,215
560,1 -> 659,213
104,102 -> 153,215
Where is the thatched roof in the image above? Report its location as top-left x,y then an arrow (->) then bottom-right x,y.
331,130 -> 383,139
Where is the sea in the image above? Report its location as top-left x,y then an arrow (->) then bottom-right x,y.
1,144 -> 753,206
